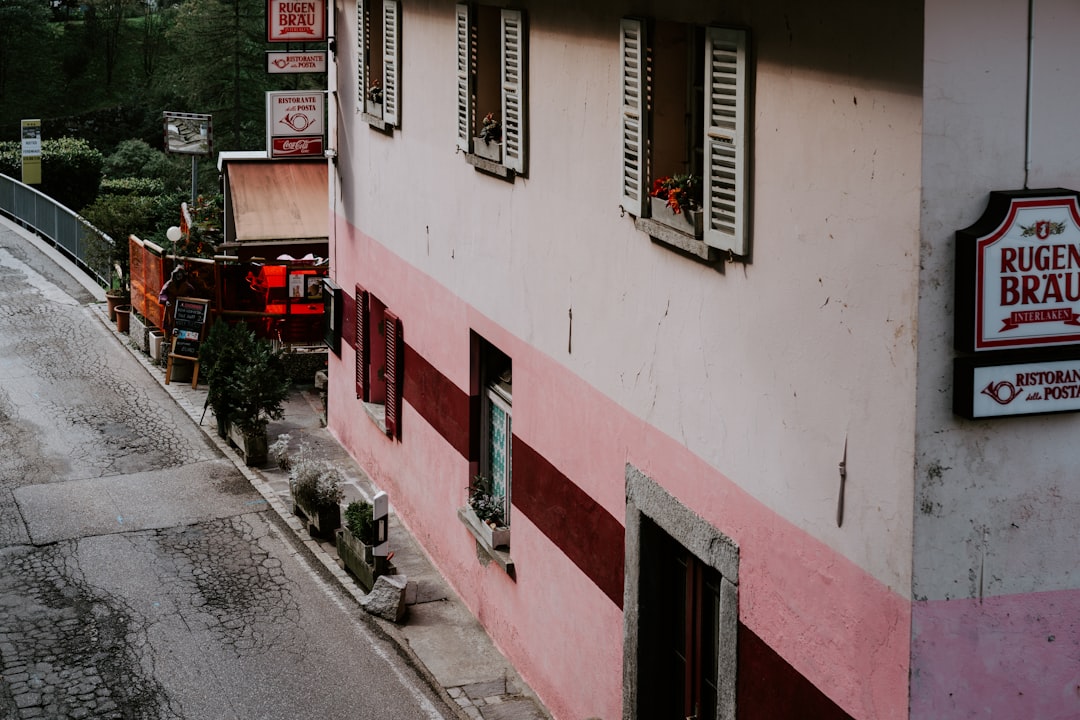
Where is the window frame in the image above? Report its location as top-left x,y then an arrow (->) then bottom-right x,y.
354,284 -> 403,438
620,18 -> 750,259
456,3 -> 527,178
358,0 -> 401,129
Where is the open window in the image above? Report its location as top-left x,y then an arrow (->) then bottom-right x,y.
354,284 -> 403,438
358,0 -> 400,129
621,18 -> 749,258
456,3 -> 527,178
459,333 -> 514,569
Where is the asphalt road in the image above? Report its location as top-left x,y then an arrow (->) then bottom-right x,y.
0,223 -> 456,720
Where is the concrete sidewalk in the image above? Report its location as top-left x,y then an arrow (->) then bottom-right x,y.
18,222 -> 550,720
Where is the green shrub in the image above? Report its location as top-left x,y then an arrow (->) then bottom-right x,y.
0,137 -> 103,210
100,177 -> 166,197
344,500 -> 375,544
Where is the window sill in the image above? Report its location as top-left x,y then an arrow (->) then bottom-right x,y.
465,153 -> 515,181
457,506 -> 515,577
362,113 -> 393,133
361,400 -> 389,435
635,217 -> 724,263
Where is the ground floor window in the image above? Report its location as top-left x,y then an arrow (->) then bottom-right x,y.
624,465 -> 738,720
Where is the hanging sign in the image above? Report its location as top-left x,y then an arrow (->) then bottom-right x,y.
955,189 -> 1080,352
267,0 -> 326,42
954,352 -> 1080,418
267,51 -> 327,74
21,119 -> 41,185
266,91 -> 325,158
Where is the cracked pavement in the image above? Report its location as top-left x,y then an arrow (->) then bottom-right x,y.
0,224 -> 454,719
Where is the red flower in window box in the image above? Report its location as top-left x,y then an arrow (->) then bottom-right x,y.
650,174 -> 701,215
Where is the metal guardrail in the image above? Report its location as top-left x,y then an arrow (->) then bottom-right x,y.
0,173 -> 112,287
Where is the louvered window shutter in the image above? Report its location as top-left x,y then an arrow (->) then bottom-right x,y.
704,27 -> 749,255
382,0 -> 400,126
354,285 -> 369,401
500,9 -> 526,174
455,4 -> 472,152
384,310 -> 402,438
357,0 -> 367,108
619,18 -> 648,216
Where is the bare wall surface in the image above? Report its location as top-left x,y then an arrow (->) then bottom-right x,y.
916,1 -> 1080,718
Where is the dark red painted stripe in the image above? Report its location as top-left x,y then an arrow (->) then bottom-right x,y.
513,437 -> 625,608
401,344 -> 471,458
737,624 -> 854,720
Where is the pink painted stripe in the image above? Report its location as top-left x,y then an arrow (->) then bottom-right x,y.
911,589 -> 1080,720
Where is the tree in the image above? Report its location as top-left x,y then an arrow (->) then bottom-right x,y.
87,0 -> 136,86
0,0 -> 50,102
166,0 -> 270,149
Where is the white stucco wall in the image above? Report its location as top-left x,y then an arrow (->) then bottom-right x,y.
334,0 -> 923,595
915,1 -> 1080,717
329,1 -> 925,717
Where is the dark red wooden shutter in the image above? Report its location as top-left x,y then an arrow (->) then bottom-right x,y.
354,285 -> 369,401
384,310 -> 402,438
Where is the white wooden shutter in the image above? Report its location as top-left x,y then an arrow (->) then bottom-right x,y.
357,0 -> 367,108
704,27 -> 749,255
455,4 -> 472,152
501,9 -> 526,174
382,0 -> 400,126
619,18 -> 647,216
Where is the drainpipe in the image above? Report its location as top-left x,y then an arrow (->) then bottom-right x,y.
326,0 -> 340,273
1023,0 -> 1034,189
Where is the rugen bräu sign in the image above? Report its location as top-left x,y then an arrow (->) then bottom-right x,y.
955,189 -> 1080,352
267,0 -> 326,42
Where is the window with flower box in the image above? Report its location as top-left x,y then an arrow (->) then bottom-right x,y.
620,18 -> 750,260
358,0 -> 400,130
459,334 -> 514,570
354,284 -> 403,438
456,3 -> 527,179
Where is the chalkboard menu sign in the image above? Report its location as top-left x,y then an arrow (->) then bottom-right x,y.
172,297 -> 209,358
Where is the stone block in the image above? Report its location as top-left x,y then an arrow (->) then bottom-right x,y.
360,573 -> 407,622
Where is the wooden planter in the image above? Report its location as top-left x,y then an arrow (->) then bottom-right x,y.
473,137 -> 502,163
650,196 -> 703,236
227,422 -> 268,466
336,526 -> 394,592
294,496 -> 341,539
461,505 -> 510,549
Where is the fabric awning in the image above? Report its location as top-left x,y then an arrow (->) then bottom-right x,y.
226,160 -> 328,242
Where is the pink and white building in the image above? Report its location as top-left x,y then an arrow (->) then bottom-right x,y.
318,0 -> 1080,717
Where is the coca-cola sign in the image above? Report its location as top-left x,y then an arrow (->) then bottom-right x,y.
271,136 -> 323,158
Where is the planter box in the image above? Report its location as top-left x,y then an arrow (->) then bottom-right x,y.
650,196 -> 703,236
460,505 -> 510,549
227,422 -> 268,466
129,312 -> 150,354
336,527 -> 394,592
473,137 -> 502,163
294,496 -> 341,539
149,330 -> 166,365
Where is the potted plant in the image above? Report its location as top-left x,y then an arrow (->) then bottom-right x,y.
200,320 -> 291,464
367,79 -> 383,114
473,112 -> 502,163
200,320 -> 251,438
336,499 -> 393,591
105,274 -> 127,321
461,474 -> 510,549
285,439 -> 344,538
649,173 -> 703,235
